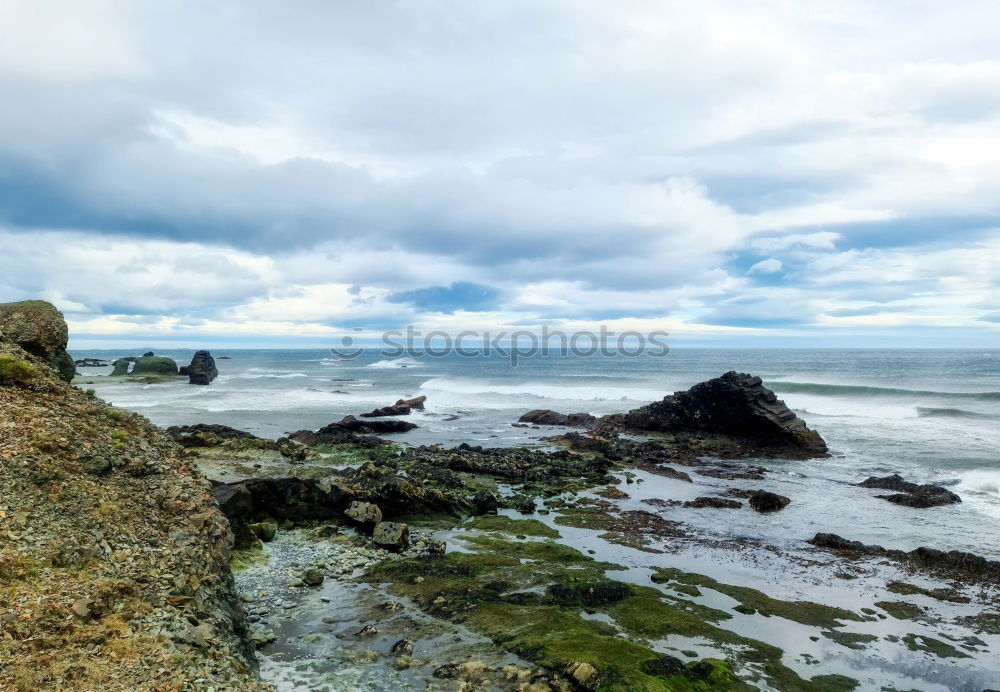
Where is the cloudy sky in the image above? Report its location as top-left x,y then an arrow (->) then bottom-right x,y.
2,1 -> 999,348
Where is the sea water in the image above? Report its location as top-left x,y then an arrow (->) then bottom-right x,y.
73,348 -> 1000,559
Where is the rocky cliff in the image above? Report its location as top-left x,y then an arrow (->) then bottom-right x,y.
0,301 -> 265,690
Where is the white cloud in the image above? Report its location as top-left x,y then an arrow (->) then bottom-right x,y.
747,258 -> 783,274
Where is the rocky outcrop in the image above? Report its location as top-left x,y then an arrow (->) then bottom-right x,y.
179,350 -> 218,385
858,474 -> 961,508
397,395 -> 426,409
74,358 -> 110,367
518,410 -> 597,427
809,533 -> 1000,584
111,357 -> 131,376
167,423 -> 258,441
130,355 -> 179,376
325,415 -> 416,435
684,496 -> 742,509
0,304 -> 264,689
361,403 -> 413,417
211,477 -> 347,548
612,372 -> 827,457
0,300 -> 75,382
747,490 -> 791,512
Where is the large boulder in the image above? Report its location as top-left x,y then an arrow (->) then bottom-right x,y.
131,355 -> 179,376
858,474 -> 961,508
179,350 -> 218,385
0,300 -> 75,382
617,372 -> 827,457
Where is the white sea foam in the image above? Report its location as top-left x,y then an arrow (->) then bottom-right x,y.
366,357 -> 424,369
417,377 -> 664,404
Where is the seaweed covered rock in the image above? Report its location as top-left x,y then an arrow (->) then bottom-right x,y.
179,350 -> 218,385
0,300 -> 75,382
131,355 -> 179,376
373,521 -> 410,550
290,416 -> 415,444
0,303 -> 264,689
111,357 -> 131,376
613,372 -> 827,457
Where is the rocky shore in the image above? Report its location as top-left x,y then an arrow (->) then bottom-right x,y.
3,303 -> 998,691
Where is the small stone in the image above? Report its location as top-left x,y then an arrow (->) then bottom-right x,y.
71,597 -> 94,618
372,521 -> 410,551
391,637 -> 414,656
357,624 -> 378,636
301,568 -> 324,586
565,661 -> 600,690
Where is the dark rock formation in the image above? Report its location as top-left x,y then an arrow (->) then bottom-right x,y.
211,477 -> 347,548
335,415 -> 416,434
808,533 -> 1000,583
613,372 -> 827,457
111,358 -> 131,376
74,358 -> 110,367
745,489 -> 791,512
396,395 -> 426,409
858,473 -> 961,508
288,415 -> 415,446
518,410 -> 597,427
167,423 -> 258,441
0,300 -> 75,382
472,489 -> 499,515
131,355 -> 179,376
179,350 -> 218,385
361,404 -> 412,417
684,496 -> 742,509
143,351 -> 155,357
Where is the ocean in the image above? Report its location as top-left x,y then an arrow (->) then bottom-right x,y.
73,348 -> 1000,560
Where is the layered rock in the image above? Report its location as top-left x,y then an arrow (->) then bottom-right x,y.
0,300 -> 75,382
179,350 -> 218,385
0,303 -> 264,689
613,371 -> 827,457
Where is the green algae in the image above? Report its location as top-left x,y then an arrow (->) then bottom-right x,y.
901,633 -> 972,659
467,515 -> 561,538
821,629 -> 877,650
0,355 -> 41,387
886,581 -> 969,603
874,601 -> 924,620
365,536 -> 855,691
651,568 -> 863,629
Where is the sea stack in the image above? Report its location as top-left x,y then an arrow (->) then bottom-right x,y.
180,350 -> 219,385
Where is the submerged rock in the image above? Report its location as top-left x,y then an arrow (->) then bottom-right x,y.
684,496 -> 742,509
179,349 -> 218,385
518,409 -> 597,427
613,371 -> 827,457
858,473 -> 961,508
747,490 -> 791,512
809,533 -> 1000,583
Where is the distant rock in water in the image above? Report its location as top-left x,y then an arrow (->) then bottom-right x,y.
612,371 -> 827,457
111,357 -> 131,376
74,358 -> 109,367
858,473 -> 961,508
361,404 -> 412,417
142,351 -> 155,357
337,414 -> 417,434
131,355 -> 179,376
397,395 -> 426,409
0,300 -> 75,382
518,410 -> 597,427
179,350 -> 218,385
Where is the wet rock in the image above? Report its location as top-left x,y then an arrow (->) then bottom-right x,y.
249,626 -> 276,648
357,624 -> 378,636
360,404 -> 412,417
518,409 -> 597,427
179,350 -> 218,385
291,415 -> 416,442
391,637 -> 414,656
859,473 -> 961,508
514,496 -> 537,514
809,533 -> 1000,583
613,371 -> 827,457
345,501 -> 383,531
248,521 -> 277,542
433,664 -> 460,679
167,423 -> 257,443
747,490 -> 791,512
302,568 -> 324,586
396,395 -> 426,409
372,521 -> 410,551
471,489 -> 499,515
684,496 -> 742,509
142,351 -> 155,357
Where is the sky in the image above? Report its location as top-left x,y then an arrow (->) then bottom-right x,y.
1,1 -> 999,349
